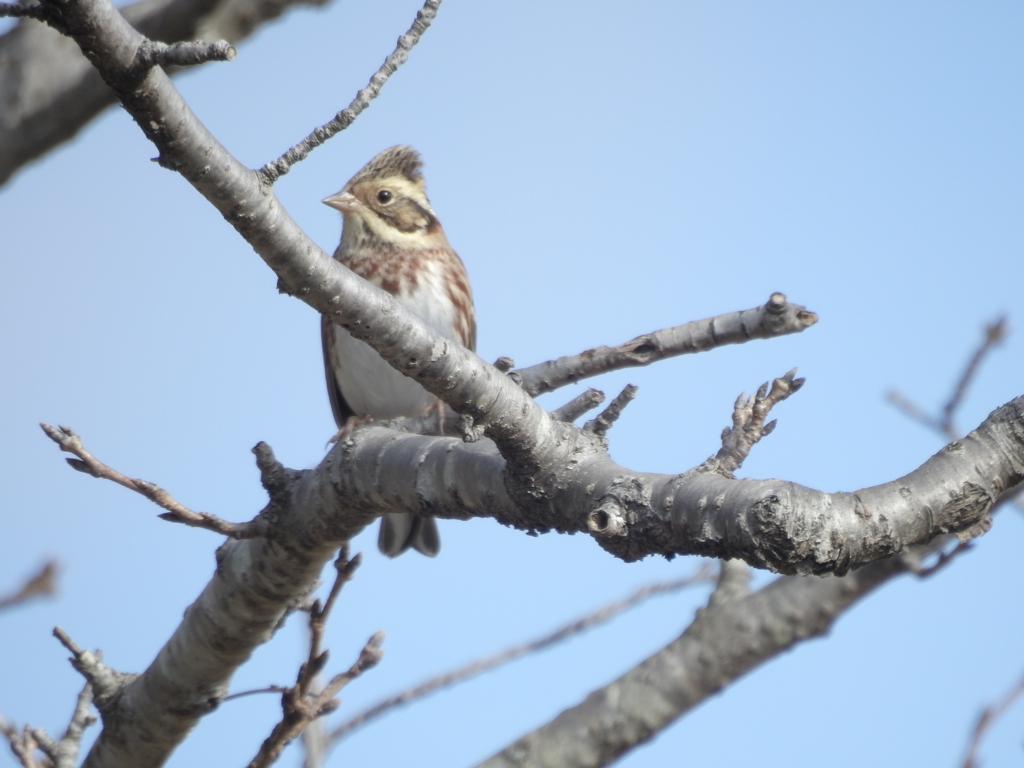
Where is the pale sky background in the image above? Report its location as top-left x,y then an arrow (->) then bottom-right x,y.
2,1 -> 1023,766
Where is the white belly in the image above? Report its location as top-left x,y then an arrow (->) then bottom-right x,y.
329,264 -> 463,419
331,327 -> 437,418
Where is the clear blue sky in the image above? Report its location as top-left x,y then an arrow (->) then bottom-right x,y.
2,2 -> 1022,766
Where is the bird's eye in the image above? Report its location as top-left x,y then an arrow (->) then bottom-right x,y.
376,190 -> 393,204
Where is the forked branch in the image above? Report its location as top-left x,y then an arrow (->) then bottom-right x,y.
322,566 -> 714,750
39,424 -> 268,538
245,548 -> 383,768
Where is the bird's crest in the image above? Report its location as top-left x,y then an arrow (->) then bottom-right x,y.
347,145 -> 423,187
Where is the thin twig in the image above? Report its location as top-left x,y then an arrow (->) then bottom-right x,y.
901,539 -> 972,578
1,683 -> 95,768
888,316 -> 1022,514
942,316 -> 1007,436
885,389 -> 942,433
960,667 -> 1024,768
516,293 -> 818,397
222,686 -> 290,702
259,0 -> 441,182
0,561 -> 58,610
324,566 -> 715,747
39,424 -> 267,538
0,2 -> 49,19
51,626 -> 128,700
0,715 -> 44,768
245,548 -> 383,768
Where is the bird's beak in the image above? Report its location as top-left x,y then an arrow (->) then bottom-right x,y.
322,191 -> 362,213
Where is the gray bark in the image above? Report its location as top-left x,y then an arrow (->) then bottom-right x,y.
477,554 -> 905,768
0,0 -> 331,186
9,0 -> 1023,766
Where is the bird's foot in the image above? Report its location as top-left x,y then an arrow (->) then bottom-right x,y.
326,414 -> 375,447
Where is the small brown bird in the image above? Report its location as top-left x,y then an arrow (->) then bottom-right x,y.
322,146 -> 476,558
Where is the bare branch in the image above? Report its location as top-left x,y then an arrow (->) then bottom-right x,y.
888,317 -> 1023,515
245,548 -> 382,768
0,560 -> 57,610
325,566 -> 715,747
886,388 -> 943,433
2,649 -> 97,767
516,293 -> 818,397
52,627 -> 132,703
39,423 -> 268,538
890,316 -> 1009,440
136,39 -> 235,68
584,384 -> 637,438
476,546 -> 924,768
1,716 -> 46,768
550,388 -> 605,423
31,684 -> 95,768
0,0 -> 334,187
943,316 -> 1008,435
0,3 -> 49,19
959,667 -> 1024,768
713,368 -> 804,475
900,538 -> 972,578
25,0 -> 1024,761
259,0 -> 441,182
222,686 -> 289,702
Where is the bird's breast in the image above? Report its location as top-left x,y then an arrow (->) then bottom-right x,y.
328,246 -> 472,418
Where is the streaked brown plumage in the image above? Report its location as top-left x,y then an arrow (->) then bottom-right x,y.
322,146 -> 475,557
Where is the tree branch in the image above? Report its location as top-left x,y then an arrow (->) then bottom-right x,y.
21,0 -> 1024,764
959,666 -> 1024,768
888,316 -> 1023,515
39,423 -> 269,538
259,0 -> 441,182
474,538 -> 958,768
516,292 -> 817,397
712,368 -> 803,475
0,560 -> 57,610
324,391 -> 1022,572
0,0 -> 334,186
322,566 -> 715,750
245,548 -> 383,768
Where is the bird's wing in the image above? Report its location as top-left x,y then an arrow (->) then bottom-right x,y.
466,309 -> 477,353
321,315 -> 356,427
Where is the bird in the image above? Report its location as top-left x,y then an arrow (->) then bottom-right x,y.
321,146 -> 476,558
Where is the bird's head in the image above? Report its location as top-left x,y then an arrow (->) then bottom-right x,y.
323,146 -> 444,247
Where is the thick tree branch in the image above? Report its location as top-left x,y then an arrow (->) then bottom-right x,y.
326,393 -> 1022,572
474,537 -> 970,768
22,0 -> 1024,765
40,384 -> 1024,766
516,292 -> 817,397
0,0 -> 333,186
